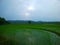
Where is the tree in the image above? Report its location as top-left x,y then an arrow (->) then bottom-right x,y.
28,21 -> 31,24
0,17 -> 9,25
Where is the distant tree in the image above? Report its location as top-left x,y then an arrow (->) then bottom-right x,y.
0,17 -> 9,25
28,21 -> 31,24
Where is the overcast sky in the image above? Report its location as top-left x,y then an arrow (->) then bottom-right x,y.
0,0 -> 60,21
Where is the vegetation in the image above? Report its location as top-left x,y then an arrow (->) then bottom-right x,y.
0,17 -> 9,25
0,23 -> 60,35
28,21 -> 31,24
0,18 -> 60,45
0,23 -> 60,45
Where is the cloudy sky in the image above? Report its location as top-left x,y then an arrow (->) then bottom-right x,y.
0,0 -> 60,21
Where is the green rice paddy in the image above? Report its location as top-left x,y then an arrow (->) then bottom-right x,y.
0,24 -> 60,45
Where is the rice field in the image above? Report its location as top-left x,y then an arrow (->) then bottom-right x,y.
0,24 -> 60,45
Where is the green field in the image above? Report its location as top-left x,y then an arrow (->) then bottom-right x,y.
0,24 -> 60,45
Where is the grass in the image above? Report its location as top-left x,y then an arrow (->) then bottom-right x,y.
0,23 -> 60,45
0,23 -> 60,36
